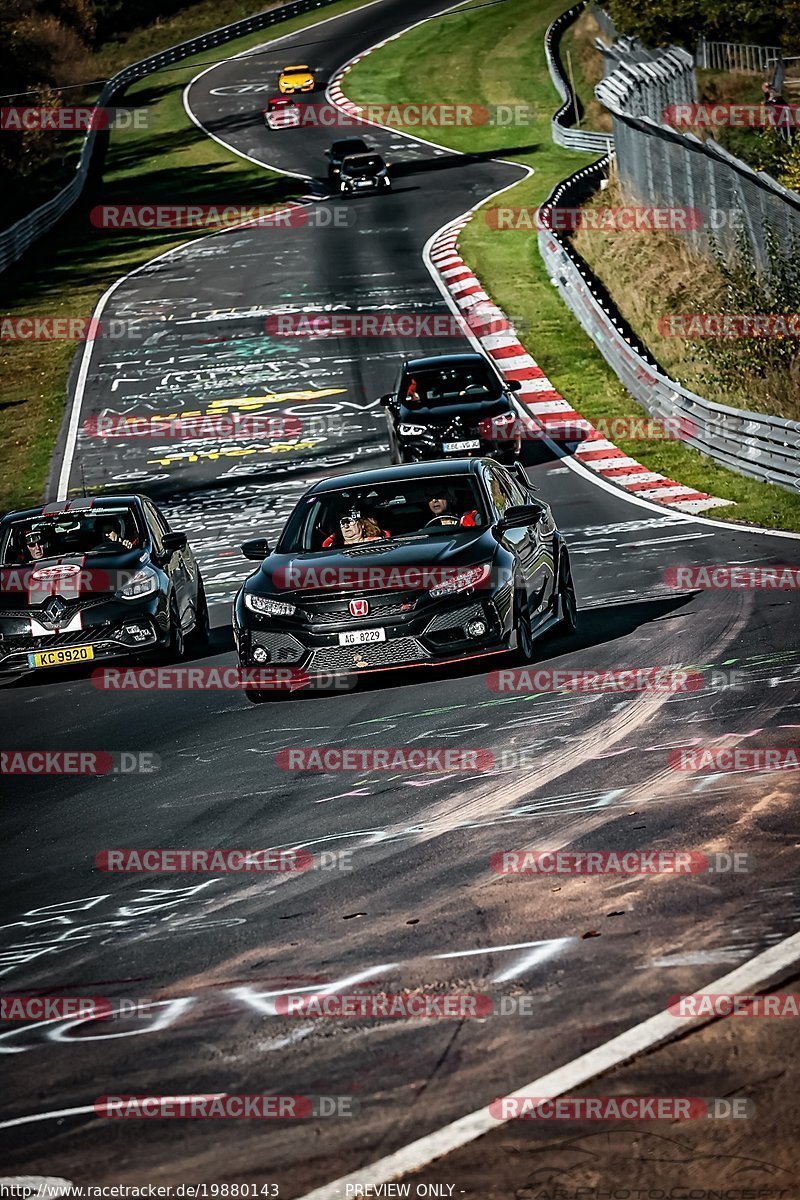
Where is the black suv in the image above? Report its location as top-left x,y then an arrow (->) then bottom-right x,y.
338,152 -> 391,194
325,137 -> 371,180
0,495 -> 208,674
380,352 -> 524,464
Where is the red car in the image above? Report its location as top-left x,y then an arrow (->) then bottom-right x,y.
263,94 -> 301,130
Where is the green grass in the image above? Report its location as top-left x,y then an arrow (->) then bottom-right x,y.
344,0 -> 800,533
0,0 -> 372,514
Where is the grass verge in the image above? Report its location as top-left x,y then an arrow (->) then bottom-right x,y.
343,0 -> 800,532
0,0 -> 372,515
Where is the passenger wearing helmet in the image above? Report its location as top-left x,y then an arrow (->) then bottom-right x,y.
23,527 -> 49,562
322,508 -> 387,548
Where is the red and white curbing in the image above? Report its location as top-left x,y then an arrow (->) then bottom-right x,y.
429,217 -> 730,514
328,41 -> 729,514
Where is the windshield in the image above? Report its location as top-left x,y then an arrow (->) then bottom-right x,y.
332,140 -> 368,157
277,476 -> 487,553
0,507 -> 142,565
343,155 -> 384,174
401,362 -> 503,406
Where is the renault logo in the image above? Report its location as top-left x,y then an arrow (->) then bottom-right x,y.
44,598 -> 67,626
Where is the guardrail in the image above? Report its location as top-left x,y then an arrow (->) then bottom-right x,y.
544,1 -> 614,155
0,0 -> 338,274
696,35 -> 782,75
537,162 -> 800,493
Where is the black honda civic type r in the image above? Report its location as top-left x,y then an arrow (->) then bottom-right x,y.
233,460 -> 577,700
0,495 -> 208,674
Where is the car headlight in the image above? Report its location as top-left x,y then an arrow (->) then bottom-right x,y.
117,567 -> 159,600
244,594 -> 296,617
399,424 -> 427,436
493,411 -> 517,425
429,565 -> 491,598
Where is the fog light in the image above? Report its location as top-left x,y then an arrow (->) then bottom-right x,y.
123,623 -> 153,643
252,646 -> 270,663
465,619 -> 488,638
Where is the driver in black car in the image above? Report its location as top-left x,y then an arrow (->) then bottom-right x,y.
93,517 -> 134,551
423,486 -> 482,528
424,487 -> 459,526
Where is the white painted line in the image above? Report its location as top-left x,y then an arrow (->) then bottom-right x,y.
296,928 -> 800,1199
491,938 -> 572,983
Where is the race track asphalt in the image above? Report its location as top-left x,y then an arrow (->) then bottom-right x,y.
2,0 -> 800,1193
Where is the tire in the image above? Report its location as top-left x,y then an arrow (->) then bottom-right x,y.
166,595 -> 186,661
192,579 -> 210,646
244,687 -> 268,704
513,582 -> 536,664
554,549 -> 578,635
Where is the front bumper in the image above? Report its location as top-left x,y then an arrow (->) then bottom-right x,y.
265,110 -> 300,129
340,177 -> 391,194
234,587 -> 514,676
279,81 -> 314,93
0,599 -> 168,674
400,436 -> 518,462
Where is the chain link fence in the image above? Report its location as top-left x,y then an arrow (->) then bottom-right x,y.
536,6 -> 800,491
595,47 -> 800,273
538,162 -> 800,491
0,0 -> 338,274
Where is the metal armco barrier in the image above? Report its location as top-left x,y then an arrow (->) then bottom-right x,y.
0,0 -> 338,274
545,1 -> 613,155
538,164 -> 800,493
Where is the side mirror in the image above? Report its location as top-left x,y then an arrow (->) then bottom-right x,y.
498,504 -> 545,531
241,537 -> 270,561
378,393 -> 395,407
507,378 -> 522,392
162,531 -> 187,553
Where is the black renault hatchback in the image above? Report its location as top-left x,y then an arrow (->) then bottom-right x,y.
0,495 -> 208,674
